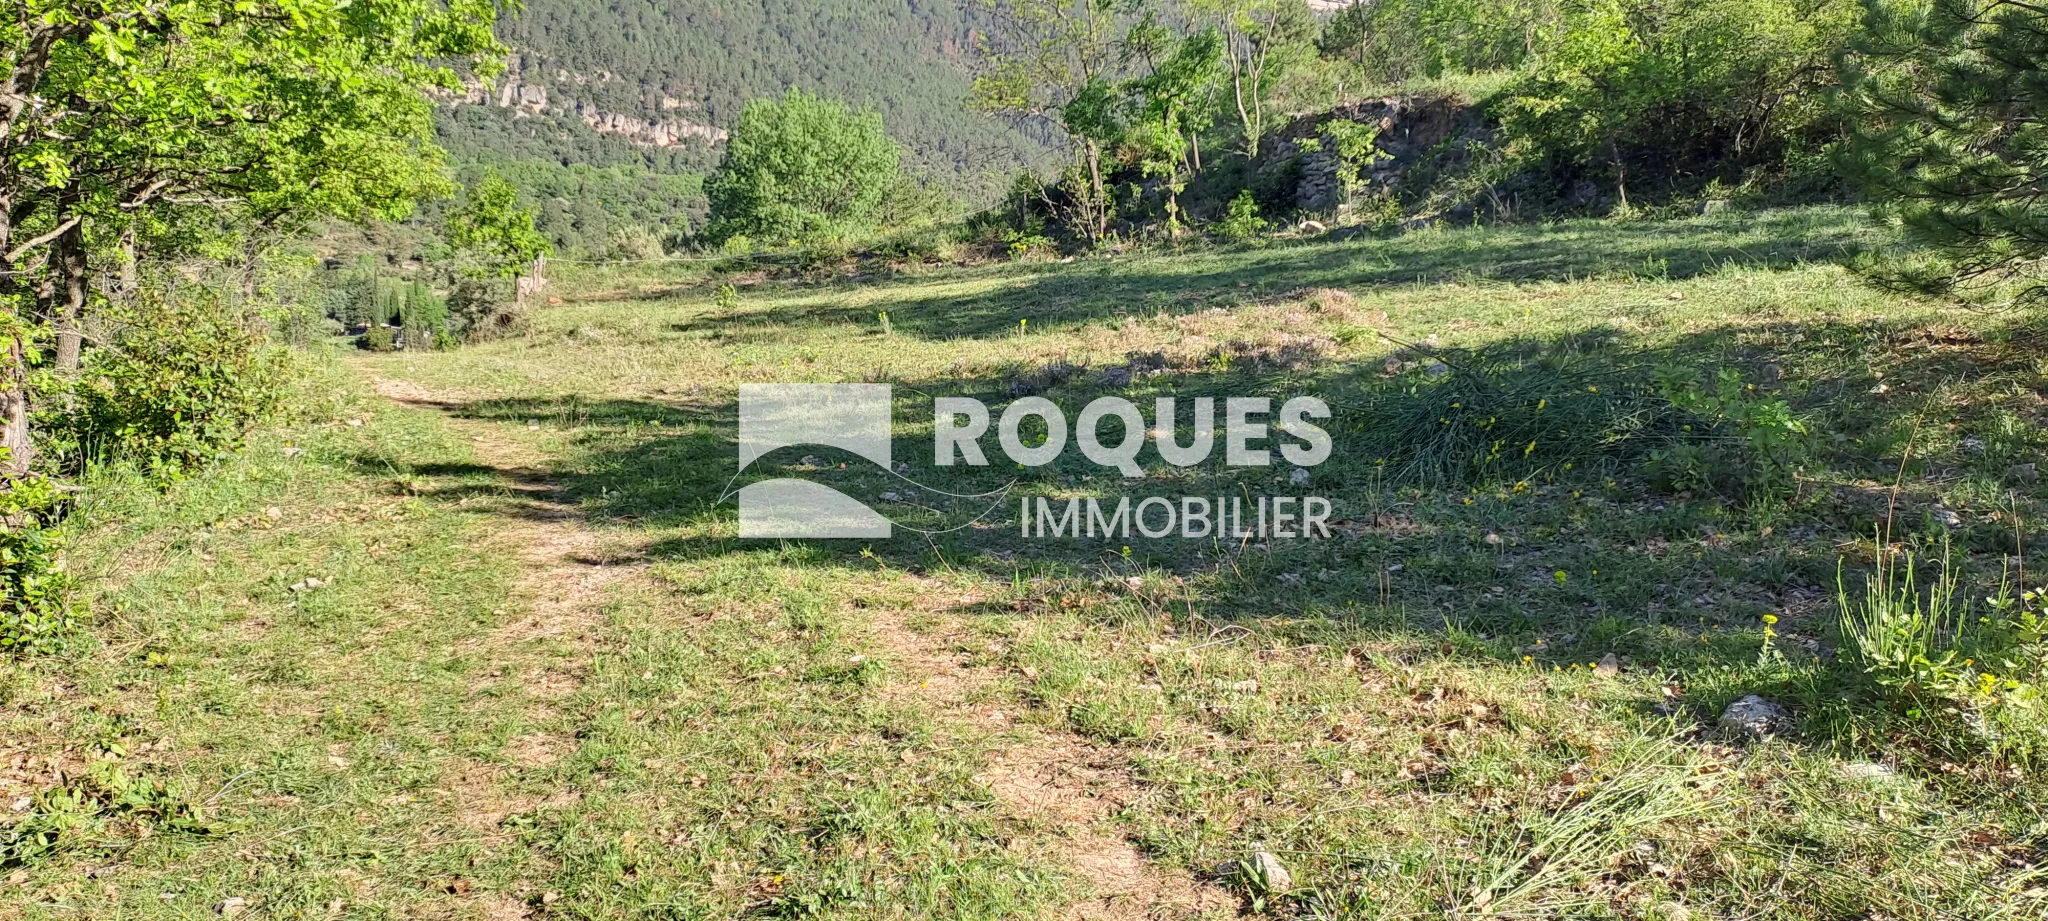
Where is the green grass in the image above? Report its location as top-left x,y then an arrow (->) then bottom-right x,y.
9,206 -> 2048,918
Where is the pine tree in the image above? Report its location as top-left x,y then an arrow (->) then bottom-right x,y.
1837,0 -> 2048,306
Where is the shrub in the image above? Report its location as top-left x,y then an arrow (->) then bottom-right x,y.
607,225 -> 668,261
61,287 -> 289,479
1647,366 -> 1808,499
0,472 -> 70,655
1493,0 -> 1856,205
359,325 -> 397,352
445,274 -> 522,342
1214,190 -> 1270,243
703,88 -> 904,244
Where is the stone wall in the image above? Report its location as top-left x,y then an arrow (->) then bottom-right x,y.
1256,95 -> 1486,216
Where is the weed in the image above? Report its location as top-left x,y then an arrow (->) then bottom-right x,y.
1214,190 -> 1270,243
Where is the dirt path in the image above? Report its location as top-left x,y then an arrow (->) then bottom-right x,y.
868,592 -> 1236,920
367,375 -> 1229,919
370,376 -> 643,918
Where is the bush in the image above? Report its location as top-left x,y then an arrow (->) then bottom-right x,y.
445,274 -> 522,342
1647,366 -> 1808,499
703,88 -> 905,244
359,325 -> 397,352
0,473 -> 70,655
1493,0 -> 1856,204
1213,190 -> 1270,243
58,287 -> 290,480
1838,547 -> 2048,765
607,225 -> 668,261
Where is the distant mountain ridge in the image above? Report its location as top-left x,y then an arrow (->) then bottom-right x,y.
431,0 -> 1052,249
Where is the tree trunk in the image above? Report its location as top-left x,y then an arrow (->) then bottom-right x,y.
54,216 -> 86,373
0,194 -> 33,476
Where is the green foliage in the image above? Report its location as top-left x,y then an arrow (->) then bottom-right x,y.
1357,346 -> 1676,486
440,160 -> 701,254
606,225 -> 668,262
1318,0 -> 1550,84
1213,189 -> 1270,242
1490,0 -> 1855,201
1839,546 -> 1963,697
0,472 -> 69,656
451,0 -> 1050,202
1323,119 -> 1387,202
1836,0 -> 2048,308
1648,366 -> 1808,498
1837,548 -> 2048,763
1,758 -> 207,867
61,288 -> 290,479
1197,0 -> 1320,157
703,89 -> 905,244
360,326 -> 398,353
444,273 -> 521,342
715,284 -> 740,313
446,175 -> 552,279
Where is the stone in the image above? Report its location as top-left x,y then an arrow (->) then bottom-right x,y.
2008,463 -> 2038,483
217,898 -> 249,918
1594,653 -> 1620,677
1699,199 -> 1731,215
1249,847 -> 1292,894
1836,761 -> 1896,782
1423,361 -> 1450,378
1218,846 -> 1291,894
1718,695 -> 1786,739
1300,220 -> 1327,234
1289,468 -> 1311,486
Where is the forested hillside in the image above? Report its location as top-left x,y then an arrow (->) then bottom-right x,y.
435,0 -> 1055,248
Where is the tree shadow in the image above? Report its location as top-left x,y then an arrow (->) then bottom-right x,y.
664,208 -> 1879,342
378,303 -> 2048,701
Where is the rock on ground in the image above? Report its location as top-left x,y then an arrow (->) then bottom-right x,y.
1718,695 -> 1786,739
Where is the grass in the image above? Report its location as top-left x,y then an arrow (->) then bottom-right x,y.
7,205 -> 2048,918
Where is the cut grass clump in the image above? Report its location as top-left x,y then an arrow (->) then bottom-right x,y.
1353,343 -> 1680,487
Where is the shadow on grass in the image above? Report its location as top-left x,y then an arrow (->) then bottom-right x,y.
373,305 -> 2048,707
667,208 -> 1880,342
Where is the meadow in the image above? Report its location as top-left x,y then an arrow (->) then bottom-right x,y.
5,207 -> 2045,919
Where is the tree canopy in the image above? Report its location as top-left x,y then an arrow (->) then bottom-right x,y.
702,88 -> 905,244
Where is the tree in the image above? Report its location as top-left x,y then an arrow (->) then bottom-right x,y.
972,0 -> 1141,242
1124,28 -> 1226,235
701,88 -> 903,244
1494,0 -> 1854,207
447,174 -> 552,299
1837,0 -> 2048,307
1,0 -> 504,473
1198,0 -> 1318,158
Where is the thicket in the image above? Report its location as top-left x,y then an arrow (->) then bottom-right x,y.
967,0 -> 1870,245
0,0 -> 505,652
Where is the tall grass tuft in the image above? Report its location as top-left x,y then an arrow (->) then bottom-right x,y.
1837,543 -> 1962,698
1353,343 -> 1678,487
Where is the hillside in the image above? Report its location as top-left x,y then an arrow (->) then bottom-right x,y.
434,0 -> 1055,248
18,208 -> 2048,917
